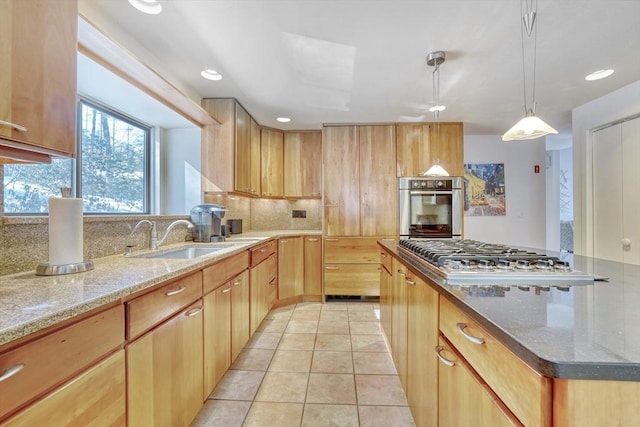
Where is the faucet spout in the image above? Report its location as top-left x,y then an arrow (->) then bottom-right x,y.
153,220 -> 194,250
124,220 -> 156,256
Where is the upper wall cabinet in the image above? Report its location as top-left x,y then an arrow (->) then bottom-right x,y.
260,128 -> 284,197
201,98 -> 260,195
0,0 -> 78,162
283,131 -> 322,198
396,122 -> 464,177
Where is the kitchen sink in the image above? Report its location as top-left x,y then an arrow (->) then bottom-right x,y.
135,244 -> 236,259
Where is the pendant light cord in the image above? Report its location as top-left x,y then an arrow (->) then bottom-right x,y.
520,0 -> 538,115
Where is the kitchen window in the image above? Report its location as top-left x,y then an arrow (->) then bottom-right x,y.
2,99 -> 151,214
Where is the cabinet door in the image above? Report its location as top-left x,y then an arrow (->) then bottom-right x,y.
323,263 -> 380,296
0,0 -> 77,157
437,339 -> 519,427
407,275 -> 438,427
323,126 -> 360,236
1,350 -> 126,427
127,301 -> 204,427
230,270 -> 250,362
201,98 -> 235,192
304,237 -> 323,296
250,260 -> 269,335
261,128 -> 284,197
379,256 -> 392,340
278,237 -> 304,299
396,124 -> 431,177
204,285 -> 231,395
430,122 -> 464,177
359,125 -> 397,236
284,131 -> 322,198
391,260 -> 408,391
249,117 -> 261,196
235,103 -> 252,194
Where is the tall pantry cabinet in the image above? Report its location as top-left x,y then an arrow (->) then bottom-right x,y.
322,125 -> 397,297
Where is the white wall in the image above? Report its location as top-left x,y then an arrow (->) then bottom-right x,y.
161,127 -> 202,215
572,80 -> 640,256
463,135 -> 547,249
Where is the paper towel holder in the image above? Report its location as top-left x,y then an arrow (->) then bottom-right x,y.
36,260 -> 95,276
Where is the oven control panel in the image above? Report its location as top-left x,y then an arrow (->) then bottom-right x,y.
399,176 -> 462,191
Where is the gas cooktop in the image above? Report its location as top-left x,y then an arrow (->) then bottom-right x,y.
398,239 -> 594,285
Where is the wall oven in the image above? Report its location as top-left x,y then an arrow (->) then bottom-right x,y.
399,176 -> 463,239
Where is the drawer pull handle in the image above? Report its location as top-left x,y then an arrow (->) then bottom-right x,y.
381,253 -> 387,257
185,306 -> 204,317
222,288 -> 232,294
280,240 -> 288,244
233,281 -> 242,287
165,287 -> 186,296
397,270 -> 406,276
325,238 -> 339,241
325,266 -> 339,270
0,364 -> 25,382
307,238 -> 319,242
0,119 -> 28,133
260,248 -> 267,253
435,346 -> 455,367
457,323 -> 485,345
405,278 -> 416,285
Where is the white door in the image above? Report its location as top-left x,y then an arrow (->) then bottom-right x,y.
592,117 -> 640,265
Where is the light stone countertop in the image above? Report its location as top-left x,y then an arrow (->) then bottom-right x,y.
0,230 -> 321,348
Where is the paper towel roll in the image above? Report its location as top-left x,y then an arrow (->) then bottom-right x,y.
48,197 -> 84,265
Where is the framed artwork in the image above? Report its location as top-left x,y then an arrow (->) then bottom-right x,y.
463,163 -> 506,216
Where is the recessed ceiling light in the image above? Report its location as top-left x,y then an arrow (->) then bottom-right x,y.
585,69 -> 614,81
276,117 -> 291,123
127,0 -> 162,15
200,69 -> 222,81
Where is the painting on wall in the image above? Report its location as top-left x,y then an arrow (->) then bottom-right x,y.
464,163 -> 506,216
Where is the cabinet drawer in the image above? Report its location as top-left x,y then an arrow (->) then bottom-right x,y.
0,305 -> 124,421
324,263 -> 380,296
1,350 -> 126,427
127,271 -> 202,339
324,237 -> 380,263
203,251 -> 249,294
439,297 -> 551,427
250,240 -> 277,267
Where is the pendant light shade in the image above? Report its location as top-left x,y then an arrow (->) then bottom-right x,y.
502,0 -> 557,142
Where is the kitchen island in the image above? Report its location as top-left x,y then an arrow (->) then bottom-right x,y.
379,239 -> 640,427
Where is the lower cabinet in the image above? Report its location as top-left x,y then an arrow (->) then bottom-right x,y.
203,283 -> 231,396
379,249 -> 393,340
390,258 -> 408,391
436,337 -> 519,427
406,273 -> 439,427
230,270 -> 250,362
1,350 -> 126,427
127,300 -> 204,427
324,237 -> 382,296
250,241 -> 278,334
304,236 -> 323,296
278,236 -> 304,299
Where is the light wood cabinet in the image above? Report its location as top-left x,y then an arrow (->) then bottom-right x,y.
250,241 -> 278,334
304,236 -> 323,296
323,125 -> 360,236
283,131 -> 322,198
278,236 -> 304,299
324,237 -> 381,297
0,305 -> 124,423
379,249 -> 393,340
261,128 -> 284,197
439,297 -> 551,426
0,0 -> 77,160
201,98 -> 260,195
230,270 -> 250,362
396,122 -> 464,177
359,125 -> 398,236
127,300 -> 204,427
203,283 -> 231,394
391,258 -> 408,391
437,337 -> 520,427
406,272 -> 439,427
1,350 -> 126,427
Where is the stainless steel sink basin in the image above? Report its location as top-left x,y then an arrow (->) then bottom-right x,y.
135,244 -> 235,259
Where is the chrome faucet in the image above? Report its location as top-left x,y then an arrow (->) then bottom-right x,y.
124,220 -> 156,256
152,220 -> 194,250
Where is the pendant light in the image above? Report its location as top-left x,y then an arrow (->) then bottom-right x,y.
502,0 -> 557,141
423,51 -> 450,177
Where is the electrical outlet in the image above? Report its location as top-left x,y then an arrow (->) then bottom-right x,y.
292,210 -> 307,218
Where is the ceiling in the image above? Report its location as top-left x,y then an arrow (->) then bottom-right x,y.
79,0 -> 640,137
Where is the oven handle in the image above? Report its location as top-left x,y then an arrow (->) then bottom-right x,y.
409,190 -> 455,196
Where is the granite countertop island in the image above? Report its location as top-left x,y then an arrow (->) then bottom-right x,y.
379,239 -> 640,381
0,230 -> 320,348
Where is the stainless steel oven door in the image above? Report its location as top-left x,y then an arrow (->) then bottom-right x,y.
399,189 -> 462,238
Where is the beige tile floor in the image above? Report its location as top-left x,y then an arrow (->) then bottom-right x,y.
191,301 -> 416,427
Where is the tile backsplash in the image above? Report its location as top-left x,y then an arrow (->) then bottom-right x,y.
1,195 -> 322,276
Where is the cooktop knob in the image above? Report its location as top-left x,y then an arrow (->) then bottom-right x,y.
516,260 -> 532,270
